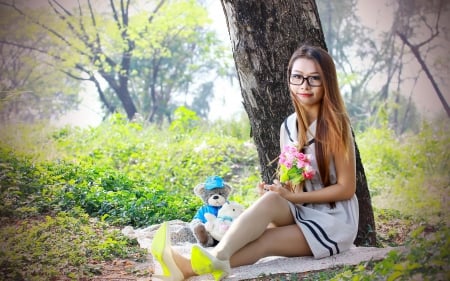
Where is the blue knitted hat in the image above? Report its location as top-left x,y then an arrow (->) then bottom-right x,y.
204,176 -> 224,190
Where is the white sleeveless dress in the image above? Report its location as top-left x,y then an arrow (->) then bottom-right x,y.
280,113 -> 359,259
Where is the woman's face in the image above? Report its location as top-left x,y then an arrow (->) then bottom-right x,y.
289,58 -> 324,109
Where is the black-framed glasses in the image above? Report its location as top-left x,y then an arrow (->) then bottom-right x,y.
289,74 -> 322,87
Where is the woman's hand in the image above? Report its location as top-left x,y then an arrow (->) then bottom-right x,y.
268,180 -> 305,202
268,180 -> 291,197
258,180 -> 300,201
256,181 -> 267,197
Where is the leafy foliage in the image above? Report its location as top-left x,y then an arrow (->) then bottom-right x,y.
329,225 -> 449,281
0,113 -> 258,227
0,111 -> 447,280
169,105 -> 201,134
0,0 -> 233,123
0,112 -> 258,279
357,117 -> 449,221
0,209 -> 145,281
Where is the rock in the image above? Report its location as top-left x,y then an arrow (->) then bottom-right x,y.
121,220 -> 196,249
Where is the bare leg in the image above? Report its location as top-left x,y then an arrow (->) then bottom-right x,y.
212,192 -> 297,260
170,192 -> 312,279
171,250 -> 196,279
230,224 -> 312,267
171,226 -> 312,278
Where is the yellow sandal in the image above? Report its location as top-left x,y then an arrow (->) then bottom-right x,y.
191,244 -> 230,281
150,222 -> 184,281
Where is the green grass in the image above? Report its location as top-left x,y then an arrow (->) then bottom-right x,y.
0,208 -> 146,281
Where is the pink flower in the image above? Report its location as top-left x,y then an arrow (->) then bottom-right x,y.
278,145 -> 315,185
302,165 -> 316,179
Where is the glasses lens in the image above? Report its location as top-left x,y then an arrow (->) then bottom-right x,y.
307,76 -> 322,86
290,75 -> 303,85
290,75 -> 322,86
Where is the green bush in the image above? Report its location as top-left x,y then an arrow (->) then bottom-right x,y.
0,113 -> 260,226
0,146 -> 203,226
357,119 -> 448,221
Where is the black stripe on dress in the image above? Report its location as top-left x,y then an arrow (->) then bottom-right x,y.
284,118 -> 294,143
295,208 -> 340,256
284,117 -> 315,148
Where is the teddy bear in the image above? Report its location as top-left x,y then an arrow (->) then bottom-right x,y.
189,175 -> 232,247
205,201 -> 245,241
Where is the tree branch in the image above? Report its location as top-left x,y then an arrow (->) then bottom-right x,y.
87,0 -> 102,50
0,39 -> 64,62
85,0 -> 117,71
50,0 -> 73,16
89,75 -> 115,114
47,0 -> 93,59
1,1 -> 94,62
148,0 -> 166,23
396,31 -> 450,117
110,0 -> 122,31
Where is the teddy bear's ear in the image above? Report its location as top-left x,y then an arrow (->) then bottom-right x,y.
194,183 -> 205,196
223,183 -> 233,195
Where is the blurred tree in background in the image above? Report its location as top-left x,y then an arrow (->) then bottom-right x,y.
316,0 -> 449,133
0,0 -> 233,124
0,0 -> 448,131
0,8 -> 81,123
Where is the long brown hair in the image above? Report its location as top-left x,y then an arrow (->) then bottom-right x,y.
286,45 -> 351,187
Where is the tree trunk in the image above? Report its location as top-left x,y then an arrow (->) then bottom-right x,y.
352,130 -> 377,246
117,85 -> 138,120
220,0 -> 325,181
98,70 -> 137,120
220,0 -> 376,246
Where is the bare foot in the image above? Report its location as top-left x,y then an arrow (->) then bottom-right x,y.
172,248 -> 196,278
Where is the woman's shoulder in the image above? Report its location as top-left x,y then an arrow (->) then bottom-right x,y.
282,113 -> 297,128
286,113 -> 296,122
280,113 -> 298,145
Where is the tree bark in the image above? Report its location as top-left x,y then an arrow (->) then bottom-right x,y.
220,0 -> 376,246
352,130 -> 377,246
220,0 -> 325,181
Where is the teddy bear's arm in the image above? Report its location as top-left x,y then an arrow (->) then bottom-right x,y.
204,213 -> 217,232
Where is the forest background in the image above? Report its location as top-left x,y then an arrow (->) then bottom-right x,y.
0,0 -> 448,280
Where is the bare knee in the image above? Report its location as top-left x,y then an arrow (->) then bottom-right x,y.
245,228 -> 288,258
231,233 -> 272,264
255,226 -> 312,258
255,192 -> 293,225
258,191 -> 287,208
252,232 -> 273,257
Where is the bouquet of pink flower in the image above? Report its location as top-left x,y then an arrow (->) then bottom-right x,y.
278,145 -> 315,190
